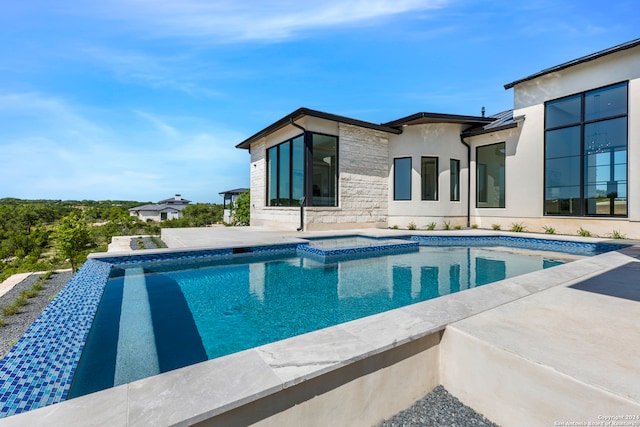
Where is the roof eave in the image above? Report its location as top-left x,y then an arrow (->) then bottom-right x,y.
383,112 -> 495,128
504,38 -> 640,89
236,107 -> 401,149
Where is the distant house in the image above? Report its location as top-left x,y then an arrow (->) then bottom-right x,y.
129,194 -> 191,222
219,188 -> 249,223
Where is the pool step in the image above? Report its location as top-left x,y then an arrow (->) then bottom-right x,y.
114,267 -> 160,385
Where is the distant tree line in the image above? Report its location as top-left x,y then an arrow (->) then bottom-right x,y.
0,198 -> 226,281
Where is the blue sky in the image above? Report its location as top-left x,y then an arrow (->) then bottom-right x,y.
1,1 -> 637,203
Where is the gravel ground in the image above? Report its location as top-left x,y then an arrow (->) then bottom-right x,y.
0,270 -> 73,359
377,385 -> 500,427
130,236 -> 166,250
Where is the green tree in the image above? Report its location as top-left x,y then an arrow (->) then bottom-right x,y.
233,191 -> 250,226
54,213 -> 92,272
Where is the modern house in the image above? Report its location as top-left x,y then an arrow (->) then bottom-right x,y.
129,194 -> 191,222
237,38 -> 640,237
219,188 -> 249,223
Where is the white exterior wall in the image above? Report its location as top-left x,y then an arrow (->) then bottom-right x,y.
484,44 -> 640,237
467,122 -> 532,228
387,124 -> 468,229
248,119 -> 389,230
130,208 -> 182,222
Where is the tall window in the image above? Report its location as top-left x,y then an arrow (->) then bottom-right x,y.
421,157 -> 438,201
267,135 -> 305,207
394,157 -> 412,200
476,143 -> 505,208
450,159 -> 460,201
545,82 -> 627,216
267,132 -> 338,207
311,134 -> 338,206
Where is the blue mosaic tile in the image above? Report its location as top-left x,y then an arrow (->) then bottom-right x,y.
0,259 -> 112,417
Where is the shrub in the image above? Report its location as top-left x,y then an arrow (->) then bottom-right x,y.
443,220 -> 451,230
19,289 -> 38,299
492,224 -> 501,230
13,296 -> 28,307
543,226 -> 556,234
611,230 -> 626,239
407,222 -> 417,231
2,305 -> 19,316
426,222 -> 436,231
577,227 -> 592,237
509,223 -> 526,232
391,225 -> 399,230
471,224 -> 479,229
454,225 -> 462,230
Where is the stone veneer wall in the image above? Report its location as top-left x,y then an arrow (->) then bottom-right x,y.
249,124 -> 390,230
304,123 -> 389,230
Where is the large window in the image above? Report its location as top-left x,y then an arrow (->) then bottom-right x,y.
311,134 -> 338,206
476,143 -> 505,208
394,157 -> 412,200
421,157 -> 438,201
450,159 -> 460,201
267,132 -> 338,207
545,82 -> 627,216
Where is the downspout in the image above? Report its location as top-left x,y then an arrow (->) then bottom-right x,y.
459,135 -> 471,228
290,118 -> 307,231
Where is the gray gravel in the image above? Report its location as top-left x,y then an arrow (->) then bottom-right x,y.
0,270 -> 73,359
130,236 -> 166,250
377,385 -> 499,427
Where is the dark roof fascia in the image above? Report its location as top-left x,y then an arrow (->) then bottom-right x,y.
218,188 -> 249,195
504,38 -> 640,89
461,115 -> 525,138
236,107 -> 401,149
383,112 -> 495,129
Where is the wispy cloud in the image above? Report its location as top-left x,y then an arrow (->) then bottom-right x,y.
81,47 -> 224,98
0,92 -> 248,201
94,0 -> 449,42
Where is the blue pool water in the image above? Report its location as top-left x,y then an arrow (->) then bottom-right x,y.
69,245 -> 566,398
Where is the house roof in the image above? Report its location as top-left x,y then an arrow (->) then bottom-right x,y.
236,107 -> 402,149
382,112 -> 495,128
461,110 -> 525,138
129,203 -> 184,213
158,194 -> 191,204
504,38 -> 640,89
219,188 -> 249,196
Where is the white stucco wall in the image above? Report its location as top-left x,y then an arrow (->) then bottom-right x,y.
387,123 -> 468,228
494,44 -> 640,236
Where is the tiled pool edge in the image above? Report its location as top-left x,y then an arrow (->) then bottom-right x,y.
0,259 -> 112,417
0,235 -> 631,420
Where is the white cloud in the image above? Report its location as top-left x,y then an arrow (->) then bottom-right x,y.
0,92 -> 248,201
94,0 -> 449,42
81,47 -> 224,98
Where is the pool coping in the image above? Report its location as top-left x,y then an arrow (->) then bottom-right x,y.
0,233 -> 636,424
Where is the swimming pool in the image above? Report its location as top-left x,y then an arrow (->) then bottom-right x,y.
0,234 -> 626,418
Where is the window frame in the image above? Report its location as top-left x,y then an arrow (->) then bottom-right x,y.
420,156 -> 439,201
543,81 -> 628,217
393,157 -> 412,201
265,132 -> 339,207
475,142 -> 506,209
450,158 -> 460,202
